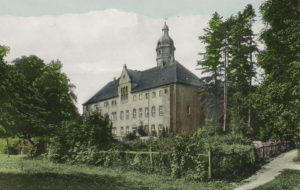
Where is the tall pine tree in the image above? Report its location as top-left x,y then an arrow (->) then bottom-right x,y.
226,4 -> 257,134
198,12 -> 225,126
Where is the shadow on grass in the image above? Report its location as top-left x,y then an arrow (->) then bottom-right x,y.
0,172 -> 150,190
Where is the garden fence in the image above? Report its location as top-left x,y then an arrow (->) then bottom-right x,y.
98,149 -> 212,179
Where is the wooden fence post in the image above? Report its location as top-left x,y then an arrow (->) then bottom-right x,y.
208,150 -> 211,179
149,146 -> 153,166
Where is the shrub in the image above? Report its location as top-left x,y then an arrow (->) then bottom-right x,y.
137,126 -> 147,136
125,132 -> 138,141
44,112 -> 113,162
0,138 -> 33,155
44,119 -> 260,182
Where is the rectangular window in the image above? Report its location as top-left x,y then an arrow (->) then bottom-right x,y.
111,112 -> 117,121
151,106 -> 156,117
164,88 -> 168,94
133,95 -> 137,101
145,107 -> 149,118
151,125 -> 156,136
120,126 -> 124,136
121,86 -> 128,101
187,106 -> 191,115
144,125 -> 149,134
111,100 -> 117,106
125,86 -> 128,100
126,126 -> 129,135
86,105 -> 90,111
159,90 -> 163,96
139,93 -> 143,100
158,124 -> 164,137
112,127 -> 116,135
145,93 -> 149,99
152,91 -> 156,98
126,110 -> 129,119
132,125 -> 137,132
139,108 -> 143,118
133,109 -> 136,118
120,111 -> 124,120
159,105 -> 164,116
94,104 -> 99,112
104,101 -> 109,107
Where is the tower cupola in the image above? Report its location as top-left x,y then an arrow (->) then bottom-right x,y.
156,22 -> 176,67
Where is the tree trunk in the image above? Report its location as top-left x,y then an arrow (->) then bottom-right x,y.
6,138 -> 10,158
246,38 -> 254,135
223,39 -> 228,132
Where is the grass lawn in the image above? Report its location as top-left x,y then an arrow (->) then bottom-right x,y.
253,169 -> 300,190
0,154 -> 237,190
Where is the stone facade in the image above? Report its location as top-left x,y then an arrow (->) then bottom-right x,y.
83,23 -> 205,139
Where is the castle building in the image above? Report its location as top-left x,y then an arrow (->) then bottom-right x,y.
83,23 -> 205,139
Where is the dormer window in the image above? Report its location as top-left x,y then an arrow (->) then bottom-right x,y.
121,86 -> 128,101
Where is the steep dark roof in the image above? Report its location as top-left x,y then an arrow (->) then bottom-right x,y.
83,62 -> 203,105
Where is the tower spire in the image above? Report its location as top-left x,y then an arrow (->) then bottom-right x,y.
156,21 -> 176,67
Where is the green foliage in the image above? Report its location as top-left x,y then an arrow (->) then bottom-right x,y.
226,4 -> 257,134
198,12 -> 224,123
0,53 -> 79,151
0,45 -> 15,139
45,112 -> 113,163
125,132 -> 138,141
252,0 -> 300,140
92,123 -> 258,181
0,138 -> 34,155
137,126 -> 147,137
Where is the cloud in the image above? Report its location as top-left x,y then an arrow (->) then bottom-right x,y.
0,9 -> 263,113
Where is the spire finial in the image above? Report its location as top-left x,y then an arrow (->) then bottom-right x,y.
164,17 -> 168,24
162,17 -> 169,33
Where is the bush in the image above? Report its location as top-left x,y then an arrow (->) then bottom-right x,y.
44,112 -> 113,162
125,132 -> 138,141
0,138 -> 33,155
137,126 -> 147,136
44,120 -> 260,182
92,130 -> 259,181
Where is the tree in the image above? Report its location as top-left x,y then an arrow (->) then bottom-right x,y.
0,45 -> 16,139
3,55 -> 79,148
198,12 -> 225,125
252,0 -> 300,140
226,4 -> 257,134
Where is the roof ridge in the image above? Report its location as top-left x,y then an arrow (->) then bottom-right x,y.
84,62 -> 203,105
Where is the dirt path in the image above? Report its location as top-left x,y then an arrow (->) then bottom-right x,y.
234,149 -> 300,190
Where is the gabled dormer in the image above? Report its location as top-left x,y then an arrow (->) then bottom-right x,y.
118,64 -> 132,103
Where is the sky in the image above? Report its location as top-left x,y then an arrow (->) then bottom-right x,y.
1,0 -> 265,18
0,0 -> 265,113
